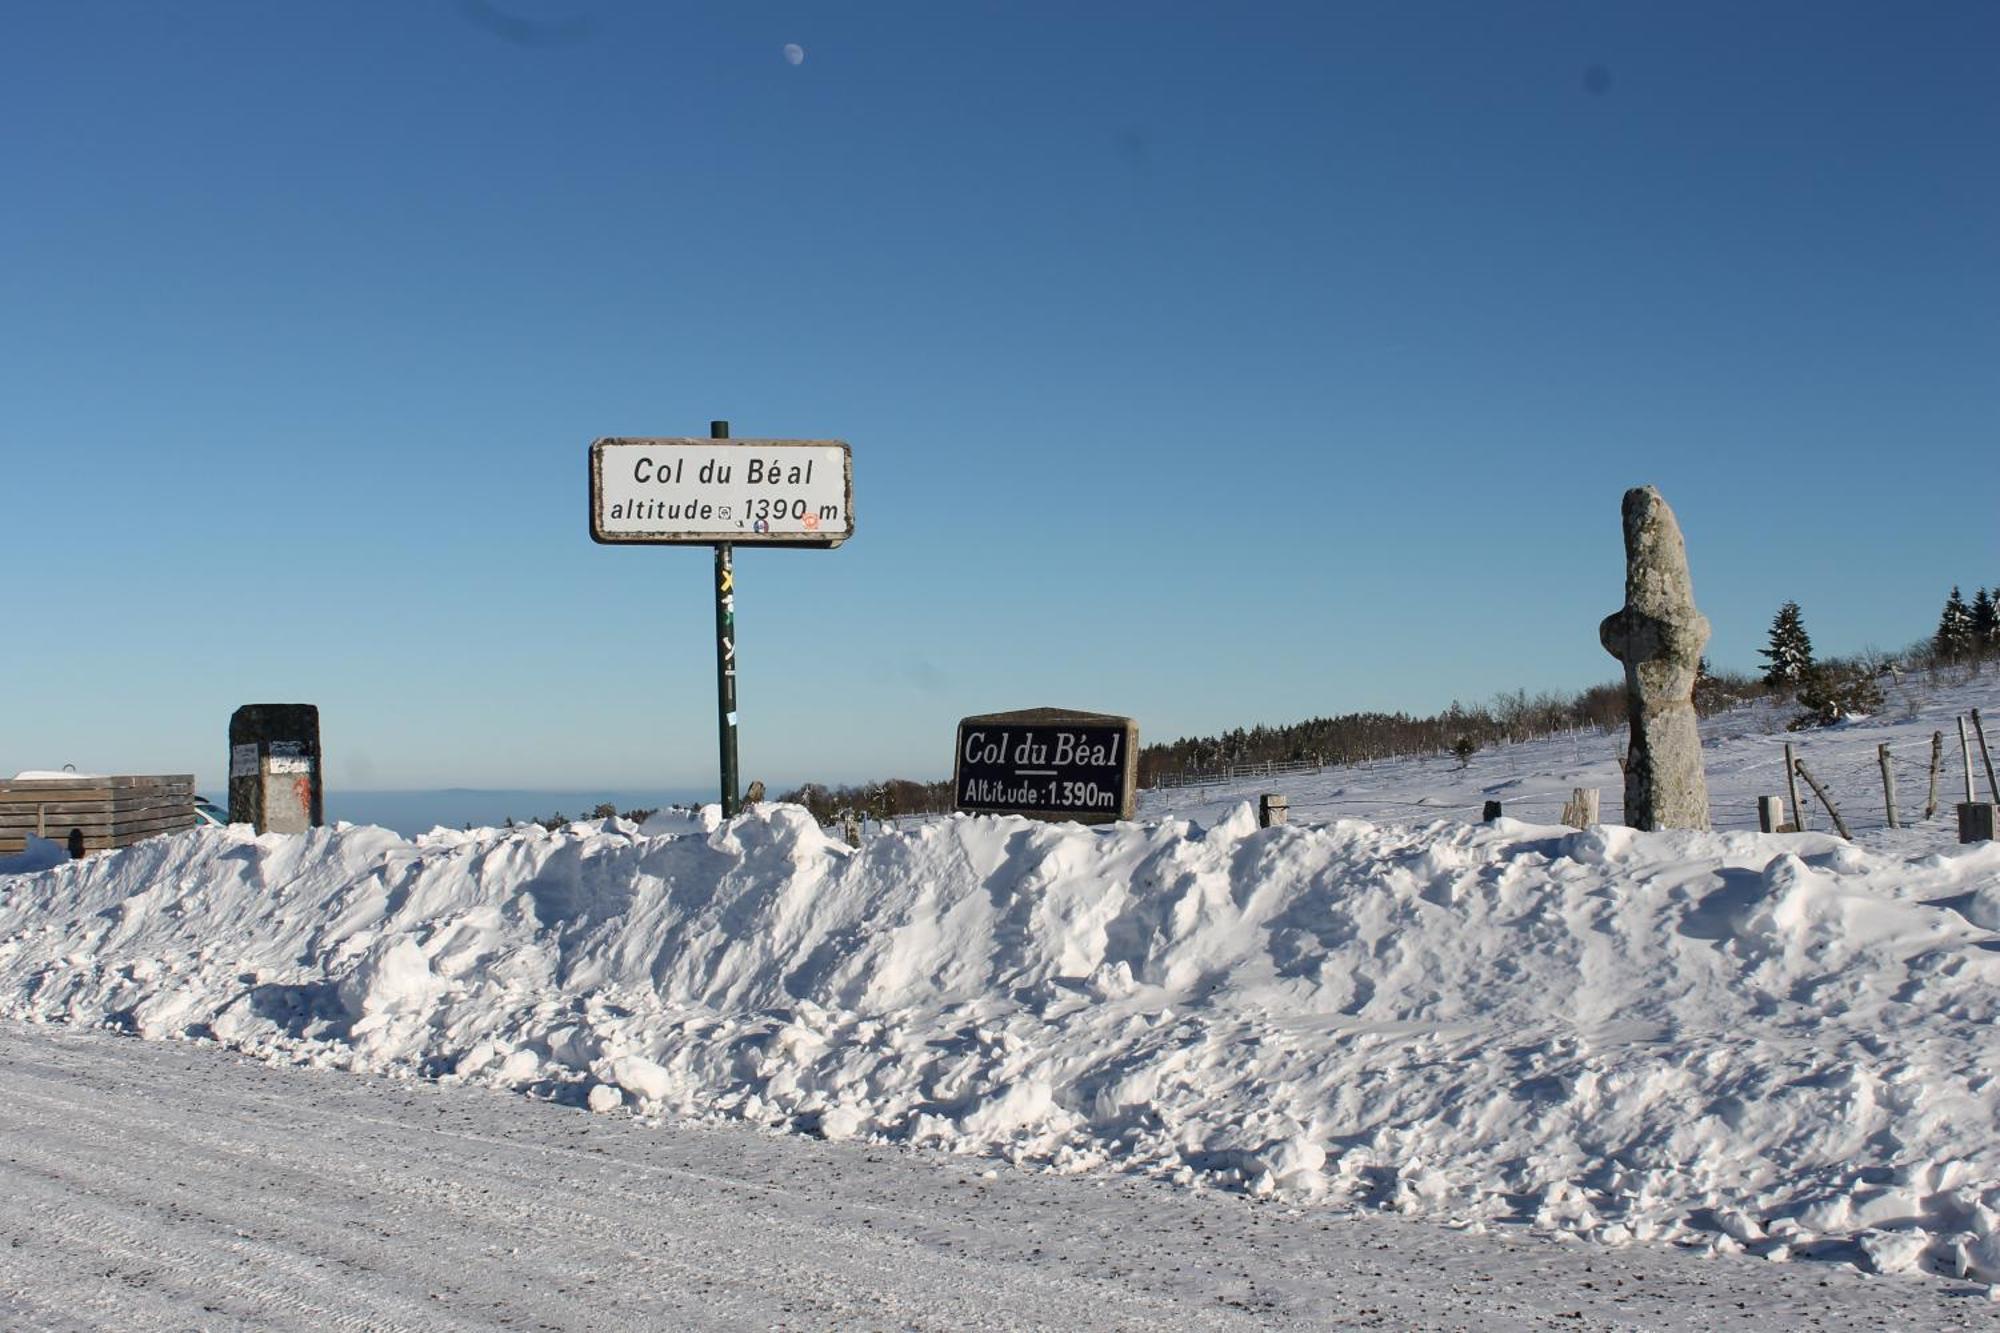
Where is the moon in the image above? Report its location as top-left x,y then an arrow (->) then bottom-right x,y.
783,43 -> 805,66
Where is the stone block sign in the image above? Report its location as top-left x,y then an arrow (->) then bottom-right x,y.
954,708 -> 1138,824
228,704 -> 324,834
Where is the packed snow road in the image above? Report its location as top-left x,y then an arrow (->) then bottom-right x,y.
0,1023 -> 1990,1331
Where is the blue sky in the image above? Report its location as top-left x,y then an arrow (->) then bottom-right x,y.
6,2 -> 1996,793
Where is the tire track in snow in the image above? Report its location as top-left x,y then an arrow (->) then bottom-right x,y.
1,1059 -> 1178,1329
0,1155 -> 427,1331
1,1022 -> 1993,1330
0,1067 -> 896,1330
0,1104 -> 446,1332
0,1029 -> 1237,1331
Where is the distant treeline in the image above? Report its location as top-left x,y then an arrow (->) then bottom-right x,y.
776,779 -> 955,823
1143,679 -> 1683,785
511,802 -> 665,831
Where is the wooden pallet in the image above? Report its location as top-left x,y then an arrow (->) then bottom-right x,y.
0,775 -> 197,855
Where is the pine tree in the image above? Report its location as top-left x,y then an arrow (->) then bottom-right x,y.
1759,601 -> 1814,686
1973,586 -> 1999,653
1936,586 -> 1976,660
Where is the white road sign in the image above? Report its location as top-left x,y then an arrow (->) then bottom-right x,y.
589,438 -> 853,547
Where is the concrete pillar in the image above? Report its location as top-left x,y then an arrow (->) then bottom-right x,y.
228,704 -> 324,834
1757,796 -> 1785,833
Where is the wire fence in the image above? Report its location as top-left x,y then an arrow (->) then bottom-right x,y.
1150,757 -> 1329,789
1774,727 -> 1991,837
1141,715 -> 1998,846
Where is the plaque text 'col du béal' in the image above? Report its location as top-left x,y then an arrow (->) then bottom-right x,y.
590,439 -> 853,547
953,709 -> 1139,824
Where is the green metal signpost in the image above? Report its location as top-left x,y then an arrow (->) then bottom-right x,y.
589,423 -> 854,817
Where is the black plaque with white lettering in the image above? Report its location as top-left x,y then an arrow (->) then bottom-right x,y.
953,708 -> 1139,824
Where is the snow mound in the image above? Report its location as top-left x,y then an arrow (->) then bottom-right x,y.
0,835 -> 70,875
2,805 -> 1997,1283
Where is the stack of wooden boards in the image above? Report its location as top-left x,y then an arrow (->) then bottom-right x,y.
0,775 -> 197,856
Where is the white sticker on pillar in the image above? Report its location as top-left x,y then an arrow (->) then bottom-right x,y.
727,711 -> 739,726
231,743 -> 259,778
268,757 -> 313,775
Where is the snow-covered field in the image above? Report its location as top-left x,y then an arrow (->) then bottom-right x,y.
2,671 -> 1998,1319
1144,665 -> 1992,851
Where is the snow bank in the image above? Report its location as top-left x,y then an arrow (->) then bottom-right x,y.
0,835 -> 70,876
2,805 -> 1998,1284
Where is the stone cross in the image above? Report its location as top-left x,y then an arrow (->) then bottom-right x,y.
1599,486 -> 1711,830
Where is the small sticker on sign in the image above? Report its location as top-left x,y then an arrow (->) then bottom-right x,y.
230,743 -> 259,778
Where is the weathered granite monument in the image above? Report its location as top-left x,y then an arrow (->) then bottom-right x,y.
1599,486 -> 1711,830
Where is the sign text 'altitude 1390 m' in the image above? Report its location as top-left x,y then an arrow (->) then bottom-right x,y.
953,708 -> 1139,824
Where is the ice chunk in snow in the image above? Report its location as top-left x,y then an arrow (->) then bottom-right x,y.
960,1080 -> 1056,1137
610,1055 -> 676,1105
337,937 -> 445,1026
1857,1228 -> 1930,1275
817,1106 -> 862,1141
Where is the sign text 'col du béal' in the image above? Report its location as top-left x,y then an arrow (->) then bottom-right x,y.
954,709 -> 1139,824
590,438 -> 853,547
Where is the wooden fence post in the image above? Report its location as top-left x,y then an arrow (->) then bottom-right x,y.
1878,744 -> 1898,829
1793,760 -> 1852,839
1258,793 -> 1288,828
1973,709 -> 1998,803
1784,742 -> 1807,831
1927,731 -> 1943,821
1561,788 -> 1600,829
